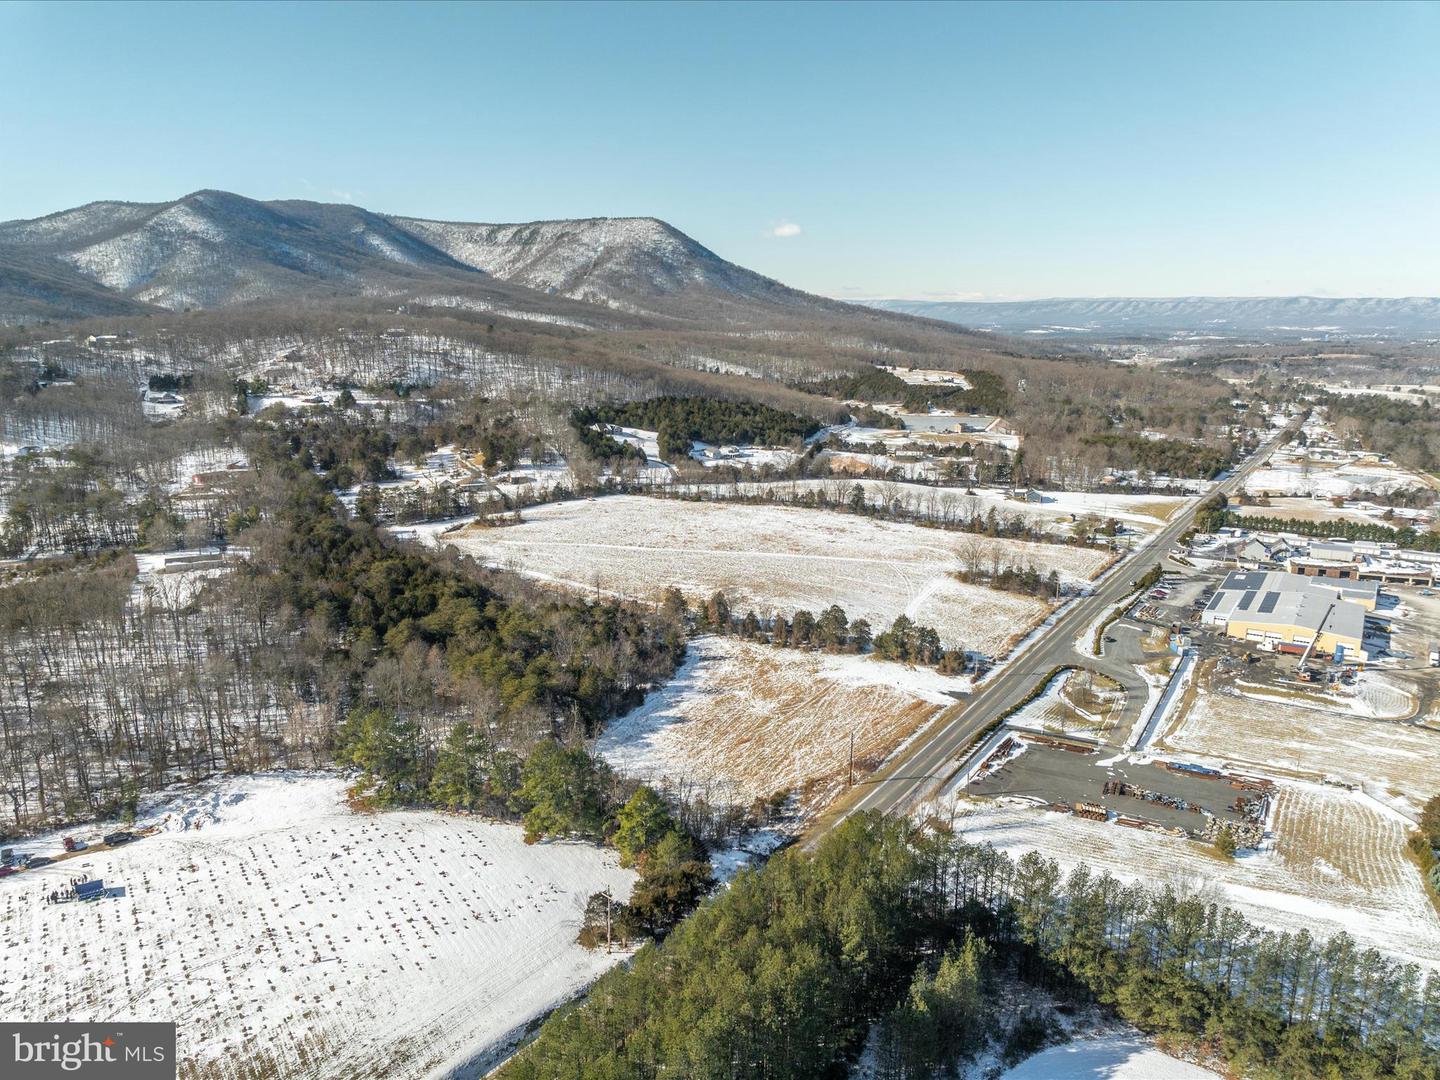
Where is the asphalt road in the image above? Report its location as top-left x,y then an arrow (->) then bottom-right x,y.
808,422 -> 1296,837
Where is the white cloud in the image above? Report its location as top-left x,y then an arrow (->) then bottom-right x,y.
770,222 -> 802,238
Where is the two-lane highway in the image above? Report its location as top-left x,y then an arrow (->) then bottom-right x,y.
808,422 -> 1295,837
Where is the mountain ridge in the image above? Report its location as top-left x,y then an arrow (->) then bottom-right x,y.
864,295 -> 1440,339
0,191 -> 866,327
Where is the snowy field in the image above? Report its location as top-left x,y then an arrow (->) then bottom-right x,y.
1244,451 -> 1430,499
597,636 -> 959,812
880,366 -> 972,388
1323,383 -> 1440,405
835,422 -> 1021,452
673,478 -> 1187,536
996,1033 -> 1219,1079
438,496 -> 1098,653
0,774 -> 634,1080
1157,677 -> 1438,815
1006,669 -> 1126,738
932,783 -> 1440,970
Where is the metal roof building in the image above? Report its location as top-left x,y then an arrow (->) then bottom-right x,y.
1201,569 -> 1371,662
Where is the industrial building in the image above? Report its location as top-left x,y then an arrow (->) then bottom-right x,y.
1285,540 -> 1438,587
1201,570 -> 1372,662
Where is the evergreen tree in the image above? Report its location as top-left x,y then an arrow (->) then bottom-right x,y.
613,786 -> 672,868
1214,825 -> 1239,859
336,707 -> 427,805
518,740 -> 610,843
428,721 -> 486,810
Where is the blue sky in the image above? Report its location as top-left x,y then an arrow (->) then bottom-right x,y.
2,1 -> 1437,299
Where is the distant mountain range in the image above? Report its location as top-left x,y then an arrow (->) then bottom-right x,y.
0,190 -> 862,326
864,296 -> 1440,340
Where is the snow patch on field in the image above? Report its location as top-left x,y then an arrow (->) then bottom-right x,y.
597,636 -> 956,810
1244,451 -> 1429,499
996,1033 -> 1220,1079
0,773 -> 634,1080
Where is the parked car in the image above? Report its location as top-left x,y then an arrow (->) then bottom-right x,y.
27,856 -> 52,868
102,831 -> 135,847
0,866 -> 14,878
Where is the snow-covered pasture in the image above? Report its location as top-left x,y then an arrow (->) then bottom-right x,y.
0,774 -> 634,1080
836,422 -> 1021,453
1233,496 -> 1430,528
932,783 -> 1440,970
439,496 -> 1101,654
880,366 -> 972,389
1323,384 -> 1440,406
596,636 -> 962,813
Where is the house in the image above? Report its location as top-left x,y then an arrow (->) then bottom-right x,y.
1236,538 -> 1287,567
1012,488 -> 1047,504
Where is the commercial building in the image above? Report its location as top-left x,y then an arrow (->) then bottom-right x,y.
1201,570 -> 1372,662
1284,539 -> 1437,587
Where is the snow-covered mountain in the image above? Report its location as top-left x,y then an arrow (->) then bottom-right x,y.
0,191 -> 481,314
387,215 -> 842,316
865,296 -> 1440,340
0,191 -> 857,325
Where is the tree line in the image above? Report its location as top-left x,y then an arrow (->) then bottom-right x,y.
649,480 -> 1109,553
575,396 -> 823,462
335,707 -> 714,941
1079,432 -> 1234,481
684,589 -> 967,674
499,813 -> 1440,1080
1219,509 -> 1440,551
